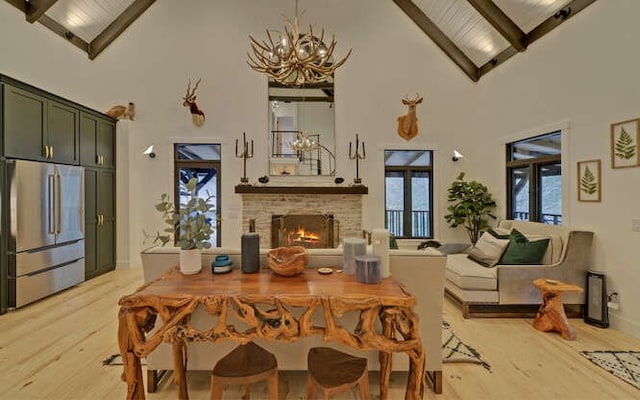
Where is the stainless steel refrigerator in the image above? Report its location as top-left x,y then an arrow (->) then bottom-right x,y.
7,159 -> 85,308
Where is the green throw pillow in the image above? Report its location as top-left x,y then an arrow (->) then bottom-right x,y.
499,228 -> 550,264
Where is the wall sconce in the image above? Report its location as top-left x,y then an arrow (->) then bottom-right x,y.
452,150 -> 464,162
143,145 -> 155,158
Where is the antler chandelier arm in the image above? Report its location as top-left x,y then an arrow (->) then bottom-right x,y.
247,9 -> 351,85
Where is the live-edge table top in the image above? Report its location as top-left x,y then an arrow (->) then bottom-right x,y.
120,267 -> 416,308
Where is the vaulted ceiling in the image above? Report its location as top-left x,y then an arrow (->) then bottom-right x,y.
5,0 -> 597,81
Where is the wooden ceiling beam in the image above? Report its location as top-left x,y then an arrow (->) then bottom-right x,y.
466,0 -> 526,51
478,0 -> 598,79
37,14 -> 89,53
88,0 -> 156,60
25,0 -> 59,23
5,0 -> 26,12
393,0 -> 479,82
527,0 -> 598,44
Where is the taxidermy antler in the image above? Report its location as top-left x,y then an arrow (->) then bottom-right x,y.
183,78 -> 205,127
106,102 -> 135,120
397,93 -> 423,140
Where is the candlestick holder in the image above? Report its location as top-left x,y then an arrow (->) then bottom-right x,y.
348,133 -> 366,185
235,132 -> 254,184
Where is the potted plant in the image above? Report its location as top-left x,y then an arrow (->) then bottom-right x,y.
145,177 -> 216,274
444,172 -> 497,244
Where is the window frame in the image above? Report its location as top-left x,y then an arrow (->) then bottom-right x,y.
506,132 -> 562,224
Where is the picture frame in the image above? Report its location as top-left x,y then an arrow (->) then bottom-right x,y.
610,118 -> 640,169
577,159 -> 601,202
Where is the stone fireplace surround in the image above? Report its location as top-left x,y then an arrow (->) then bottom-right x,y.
237,186 -> 366,248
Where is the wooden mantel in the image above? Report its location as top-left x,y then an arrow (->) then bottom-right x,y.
234,185 -> 368,195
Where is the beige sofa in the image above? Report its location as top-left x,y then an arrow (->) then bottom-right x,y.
140,245 -> 447,393
445,220 -> 594,317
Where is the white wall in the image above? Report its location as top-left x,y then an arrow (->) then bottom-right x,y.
469,0 -> 640,336
1,0 -> 638,336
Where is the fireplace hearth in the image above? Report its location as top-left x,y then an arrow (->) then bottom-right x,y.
271,212 -> 337,249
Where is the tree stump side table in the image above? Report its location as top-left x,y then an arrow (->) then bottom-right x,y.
532,278 -> 584,340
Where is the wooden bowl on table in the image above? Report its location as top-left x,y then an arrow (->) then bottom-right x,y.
267,246 -> 309,276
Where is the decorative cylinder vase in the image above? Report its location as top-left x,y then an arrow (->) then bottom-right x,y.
343,237 -> 367,275
372,229 -> 390,278
241,233 -> 260,273
355,255 -> 381,284
180,248 -> 202,275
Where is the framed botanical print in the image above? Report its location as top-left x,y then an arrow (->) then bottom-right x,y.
577,159 -> 601,202
610,118 -> 640,168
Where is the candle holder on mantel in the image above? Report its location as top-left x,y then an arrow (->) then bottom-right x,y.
348,133 -> 366,185
235,132 -> 254,185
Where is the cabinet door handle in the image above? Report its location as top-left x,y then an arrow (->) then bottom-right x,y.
50,146 -> 54,159
101,155 -> 105,165
45,145 -> 50,159
100,215 -> 104,225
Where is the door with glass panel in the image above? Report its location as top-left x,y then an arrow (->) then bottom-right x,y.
384,150 -> 433,238
174,144 -> 221,247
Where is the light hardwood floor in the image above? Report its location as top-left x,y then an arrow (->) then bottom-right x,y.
0,268 -> 639,399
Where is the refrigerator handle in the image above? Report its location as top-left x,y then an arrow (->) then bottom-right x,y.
55,171 -> 62,235
48,174 -> 56,235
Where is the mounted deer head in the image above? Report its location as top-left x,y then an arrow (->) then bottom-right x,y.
183,78 -> 205,127
397,93 -> 423,141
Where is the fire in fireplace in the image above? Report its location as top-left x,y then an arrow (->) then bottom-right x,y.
271,212 -> 337,249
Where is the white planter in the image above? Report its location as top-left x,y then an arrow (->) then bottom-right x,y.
180,249 -> 202,275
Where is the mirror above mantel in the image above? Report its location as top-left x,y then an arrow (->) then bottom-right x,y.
268,80 -> 336,176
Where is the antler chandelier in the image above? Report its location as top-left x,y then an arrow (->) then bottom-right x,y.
247,2 -> 351,86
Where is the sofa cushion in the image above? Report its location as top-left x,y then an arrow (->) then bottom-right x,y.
500,228 -> 550,264
467,231 -> 510,267
446,254 -> 498,290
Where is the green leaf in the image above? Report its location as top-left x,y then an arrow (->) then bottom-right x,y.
615,127 -> 637,160
444,172 -> 497,244
580,166 -> 598,194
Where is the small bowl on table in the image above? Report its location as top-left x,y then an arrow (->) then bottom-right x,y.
267,246 -> 309,276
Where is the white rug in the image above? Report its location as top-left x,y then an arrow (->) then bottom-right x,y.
581,350 -> 640,390
442,321 -> 490,371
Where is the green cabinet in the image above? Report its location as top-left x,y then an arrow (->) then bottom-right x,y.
3,83 -> 79,164
84,168 -> 116,279
80,112 -> 115,168
81,111 -> 116,279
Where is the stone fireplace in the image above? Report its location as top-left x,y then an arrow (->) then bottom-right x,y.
271,213 -> 336,249
236,185 -> 367,248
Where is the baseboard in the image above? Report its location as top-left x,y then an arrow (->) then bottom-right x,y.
445,288 -> 584,318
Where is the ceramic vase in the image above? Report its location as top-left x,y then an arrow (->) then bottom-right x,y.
180,248 -> 202,275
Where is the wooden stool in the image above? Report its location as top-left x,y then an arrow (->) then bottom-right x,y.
210,342 -> 279,400
532,278 -> 584,340
307,347 -> 369,400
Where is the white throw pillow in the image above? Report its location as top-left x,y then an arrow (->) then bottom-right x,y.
467,232 -> 510,267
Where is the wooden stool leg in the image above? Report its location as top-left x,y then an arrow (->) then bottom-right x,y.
358,371 -> 369,400
267,370 -> 279,400
244,384 -> 251,400
210,377 -> 223,400
306,374 -> 316,400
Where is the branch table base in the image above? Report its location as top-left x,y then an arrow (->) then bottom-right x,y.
117,267 -> 425,399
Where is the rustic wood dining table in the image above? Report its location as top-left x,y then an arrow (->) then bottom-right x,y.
117,267 -> 425,400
